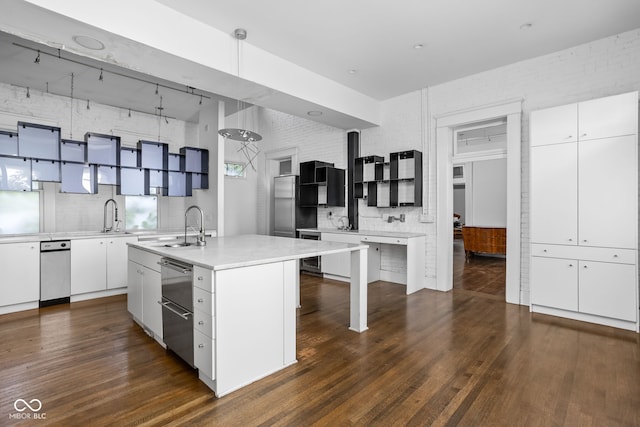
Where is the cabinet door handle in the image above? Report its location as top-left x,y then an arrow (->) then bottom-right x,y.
197,298 -> 204,303
198,320 -> 204,325
583,265 -> 588,269
198,343 -> 205,348
543,249 -> 547,253
565,135 -> 573,140
197,276 -> 203,281
568,264 -> 573,267
568,238 -> 573,242
613,254 -> 619,258
581,133 -> 587,137
582,240 -> 587,243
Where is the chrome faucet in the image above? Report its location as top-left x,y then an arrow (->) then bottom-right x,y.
103,199 -> 119,232
185,205 -> 206,246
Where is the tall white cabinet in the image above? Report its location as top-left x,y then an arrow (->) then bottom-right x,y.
529,91 -> 639,331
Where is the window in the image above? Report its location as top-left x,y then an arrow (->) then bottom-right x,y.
0,191 -> 39,234
279,159 -> 292,175
224,161 -> 246,178
125,196 -> 157,230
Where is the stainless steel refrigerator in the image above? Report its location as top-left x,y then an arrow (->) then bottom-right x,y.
273,175 -> 317,238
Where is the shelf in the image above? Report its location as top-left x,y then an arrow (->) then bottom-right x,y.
120,147 -> 139,168
60,139 -> 86,162
0,131 -> 18,156
138,140 -> 168,170
32,159 -> 60,182
0,155 -> 31,191
60,162 -> 97,194
118,167 -> 149,196
180,147 -> 209,174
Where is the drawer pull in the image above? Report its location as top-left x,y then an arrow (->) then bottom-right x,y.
568,238 -> 572,242
197,298 -> 204,303
198,320 -> 204,325
583,265 -> 588,269
613,254 -> 619,258
198,343 -> 205,348
568,264 -> 573,267
543,249 -> 547,253
197,276 -> 204,281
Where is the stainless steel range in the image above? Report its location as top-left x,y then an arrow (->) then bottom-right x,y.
159,257 -> 194,367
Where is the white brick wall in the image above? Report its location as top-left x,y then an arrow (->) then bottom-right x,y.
258,28 -> 640,298
0,82 -> 202,232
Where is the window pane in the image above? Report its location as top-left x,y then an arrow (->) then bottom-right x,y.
125,196 -> 157,230
0,191 -> 39,234
224,161 -> 246,178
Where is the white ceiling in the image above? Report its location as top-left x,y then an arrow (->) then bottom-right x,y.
1,0 -> 639,127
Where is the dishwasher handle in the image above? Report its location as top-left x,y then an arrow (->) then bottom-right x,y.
158,299 -> 192,320
158,259 -> 192,274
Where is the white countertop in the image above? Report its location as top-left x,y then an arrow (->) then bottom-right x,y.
298,228 -> 425,239
0,229 -> 217,244
129,234 -> 368,271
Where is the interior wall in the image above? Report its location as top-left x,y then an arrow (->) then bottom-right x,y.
453,185 -> 465,224
0,82 -> 206,232
470,158 -> 507,227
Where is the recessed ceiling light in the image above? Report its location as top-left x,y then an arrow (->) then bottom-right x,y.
72,35 -> 105,50
307,111 -> 323,117
347,69 -> 358,75
519,22 -> 533,31
413,43 -> 424,49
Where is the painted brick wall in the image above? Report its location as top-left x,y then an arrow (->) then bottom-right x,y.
0,82 -> 202,232
258,28 -> 640,299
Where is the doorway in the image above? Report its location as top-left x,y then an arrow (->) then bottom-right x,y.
435,100 -> 522,304
264,147 -> 299,236
452,121 -> 507,298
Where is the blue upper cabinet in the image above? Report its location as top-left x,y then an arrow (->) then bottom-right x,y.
18,122 -> 61,161
138,140 -> 168,170
0,131 -> 18,156
60,139 -> 87,162
86,132 -> 121,166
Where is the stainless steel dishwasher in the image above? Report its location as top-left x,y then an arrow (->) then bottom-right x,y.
40,240 -> 71,307
159,257 -> 194,367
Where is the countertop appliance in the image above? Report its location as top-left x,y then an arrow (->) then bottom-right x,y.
159,257 -> 194,367
299,229 -> 322,275
40,240 -> 71,307
273,175 -> 316,238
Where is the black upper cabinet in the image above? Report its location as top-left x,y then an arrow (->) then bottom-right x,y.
299,160 -> 345,207
86,132 -> 121,166
138,140 -> 168,170
18,122 -> 61,161
390,150 -> 422,207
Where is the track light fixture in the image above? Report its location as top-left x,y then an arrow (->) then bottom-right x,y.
99,68 -> 103,81
26,87 -> 30,98
86,99 -> 90,110
128,108 -> 131,118
155,83 -> 159,95
199,95 -> 203,105
34,50 -> 40,64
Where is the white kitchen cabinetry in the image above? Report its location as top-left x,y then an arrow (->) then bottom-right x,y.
71,235 -> 137,296
193,266 -> 215,380
71,238 -> 107,295
0,242 -> 40,313
529,91 -> 638,331
127,246 -> 163,343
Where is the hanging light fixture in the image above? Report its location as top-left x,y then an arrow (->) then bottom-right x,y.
218,28 -> 262,143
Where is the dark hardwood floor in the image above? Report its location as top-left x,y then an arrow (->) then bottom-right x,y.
1,274 -> 639,426
453,238 -> 506,299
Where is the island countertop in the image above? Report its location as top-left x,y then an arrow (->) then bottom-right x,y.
128,234 -> 368,271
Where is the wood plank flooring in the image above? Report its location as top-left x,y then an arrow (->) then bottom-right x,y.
1,275 -> 639,426
453,239 -> 506,298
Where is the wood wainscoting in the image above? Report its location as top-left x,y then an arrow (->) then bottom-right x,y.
1,276 -> 639,425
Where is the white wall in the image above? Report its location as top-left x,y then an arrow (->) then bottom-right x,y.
0,82 -> 213,232
469,158 -> 507,227
256,28 -> 640,298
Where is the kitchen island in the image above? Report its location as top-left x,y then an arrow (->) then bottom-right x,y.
127,234 -> 368,397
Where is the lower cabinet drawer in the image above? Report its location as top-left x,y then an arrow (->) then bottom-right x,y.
193,308 -> 214,338
194,329 -> 214,379
193,286 -> 213,316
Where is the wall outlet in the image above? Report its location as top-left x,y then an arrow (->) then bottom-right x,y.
419,214 -> 435,223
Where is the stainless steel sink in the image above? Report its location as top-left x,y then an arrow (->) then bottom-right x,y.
164,242 -> 192,248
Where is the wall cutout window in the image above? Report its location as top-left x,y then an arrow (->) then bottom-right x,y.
0,191 -> 39,234
125,196 -> 157,230
224,161 -> 246,178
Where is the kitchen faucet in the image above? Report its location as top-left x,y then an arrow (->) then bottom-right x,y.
103,199 -> 119,232
185,205 -> 206,246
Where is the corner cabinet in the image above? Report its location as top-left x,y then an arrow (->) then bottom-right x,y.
529,91 -> 639,331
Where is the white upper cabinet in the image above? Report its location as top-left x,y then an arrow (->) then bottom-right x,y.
530,142 -> 578,245
578,92 -> 639,141
530,103 -> 578,146
578,135 -> 637,249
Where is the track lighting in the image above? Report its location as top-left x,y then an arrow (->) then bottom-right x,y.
86,99 -> 90,110
34,50 -> 40,64
26,87 -> 30,98
128,108 -> 131,118
99,68 -> 103,81
199,95 -> 203,105
165,117 -> 169,124
155,83 -> 159,95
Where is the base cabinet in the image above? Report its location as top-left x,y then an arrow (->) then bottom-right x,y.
127,247 -> 163,340
530,256 -> 578,312
0,242 -> 40,309
578,261 -> 637,322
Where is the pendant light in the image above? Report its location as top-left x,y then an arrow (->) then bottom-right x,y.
218,28 -> 262,143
